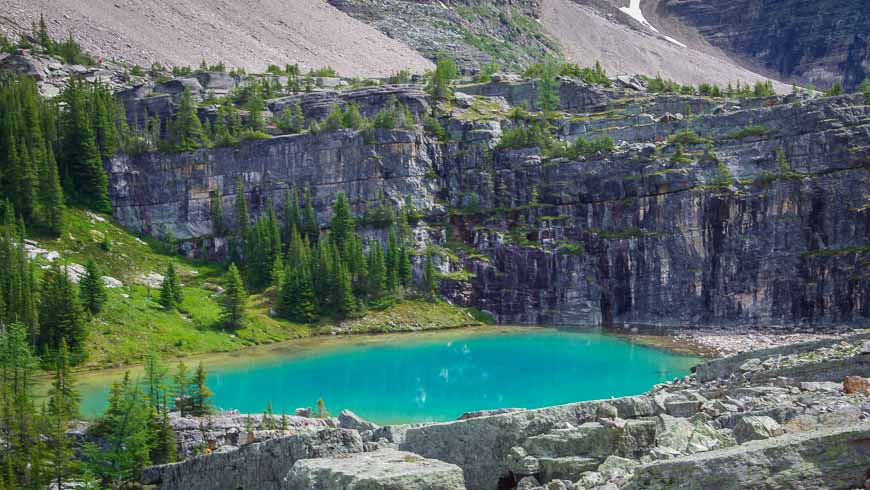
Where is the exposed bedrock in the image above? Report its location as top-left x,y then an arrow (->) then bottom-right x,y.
107,84 -> 870,327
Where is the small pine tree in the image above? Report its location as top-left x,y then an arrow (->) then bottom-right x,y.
158,262 -> 181,310
422,254 -> 438,301
221,263 -> 247,328
189,363 -> 214,416
171,362 -> 191,416
315,398 -> 330,418
79,260 -> 107,315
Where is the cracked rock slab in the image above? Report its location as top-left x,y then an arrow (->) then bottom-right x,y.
283,448 -> 467,490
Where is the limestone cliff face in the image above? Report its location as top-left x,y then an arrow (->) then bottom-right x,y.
659,0 -> 870,90
107,84 -> 870,328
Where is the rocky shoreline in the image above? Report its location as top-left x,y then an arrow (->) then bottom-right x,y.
138,331 -> 870,489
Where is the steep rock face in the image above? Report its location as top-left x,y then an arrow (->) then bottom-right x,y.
659,0 -> 870,90
107,84 -> 870,327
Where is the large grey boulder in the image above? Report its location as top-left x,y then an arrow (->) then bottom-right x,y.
282,448 -> 466,490
733,415 -> 784,444
142,428 -> 363,490
625,423 -> 870,489
524,423 -> 618,459
338,409 -> 380,432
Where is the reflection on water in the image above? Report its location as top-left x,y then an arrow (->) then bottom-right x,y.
76,327 -> 699,424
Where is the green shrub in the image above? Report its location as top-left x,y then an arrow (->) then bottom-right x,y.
728,125 -> 772,139
309,66 -> 338,77
668,130 -> 710,146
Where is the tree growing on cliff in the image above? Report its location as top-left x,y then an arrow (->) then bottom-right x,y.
221,263 -> 247,329
426,55 -> 458,99
422,254 -> 438,301
536,58 -> 561,119
169,88 -> 205,152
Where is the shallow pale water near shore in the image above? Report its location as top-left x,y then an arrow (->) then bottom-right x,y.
75,327 -> 700,424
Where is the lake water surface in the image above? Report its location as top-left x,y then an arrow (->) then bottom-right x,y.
77,327 -> 700,424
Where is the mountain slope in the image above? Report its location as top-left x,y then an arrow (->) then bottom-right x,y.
0,0 -> 433,76
540,0 -> 789,90
658,0 -> 869,90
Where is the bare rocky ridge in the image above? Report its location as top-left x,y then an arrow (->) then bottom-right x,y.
0,0 -> 433,76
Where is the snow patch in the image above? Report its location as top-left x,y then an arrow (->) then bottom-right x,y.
664,35 -> 687,48
619,0 -> 659,33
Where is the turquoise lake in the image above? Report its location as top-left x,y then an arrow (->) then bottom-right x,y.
76,327 -> 700,424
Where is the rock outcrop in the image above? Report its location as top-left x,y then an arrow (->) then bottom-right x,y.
284,448 -> 467,490
660,0 -> 870,90
141,428 -> 363,490
107,79 -> 870,328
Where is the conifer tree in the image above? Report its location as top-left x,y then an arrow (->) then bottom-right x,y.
143,351 -> 169,412
79,259 -> 106,315
39,148 -> 66,236
46,339 -> 78,490
302,187 -> 318,243
0,322 -> 41,487
170,88 -> 204,151
221,263 -> 247,328
367,241 -> 386,299
386,227 -> 399,292
172,362 -> 190,416
330,192 -> 354,250
210,191 -> 225,236
58,78 -> 112,213
189,363 -> 214,416
158,262 -> 181,310
537,59 -> 561,119
315,398 -> 329,418
151,393 -> 177,465
422,254 -> 438,301
85,372 -> 154,486
234,177 -> 249,260
335,260 -> 355,318
38,263 -> 87,365
398,246 -> 412,288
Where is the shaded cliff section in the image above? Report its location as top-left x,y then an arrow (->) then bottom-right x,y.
107,84 -> 870,328
659,0 -> 870,91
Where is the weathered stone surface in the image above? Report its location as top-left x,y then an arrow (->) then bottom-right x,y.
733,416 -> 785,444
537,456 -> 598,483
141,428 -> 363,490
661,0 -> 869,90
844,376 -> 870,395
283,448 -> 466,490
338,409 -> 380,432
625,423 -> 870,489
458,408 -> 526,420
399,396 -> 658,490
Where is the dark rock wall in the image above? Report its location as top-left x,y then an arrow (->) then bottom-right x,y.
660,0 -> 870,90
107,87 -> 870,328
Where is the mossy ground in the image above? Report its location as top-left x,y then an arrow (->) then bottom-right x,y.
32,209 -> 489,369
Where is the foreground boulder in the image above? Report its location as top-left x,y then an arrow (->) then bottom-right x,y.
625,422 -> 870,489
142,428 -> 363,490
283,448 -> 466,490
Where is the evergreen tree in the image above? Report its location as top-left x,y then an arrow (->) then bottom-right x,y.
426,55 -> 458,98
85,372 -> 154,486
158,262 -> 181,310
537,59 -> 561,118
422,254 -> 438,301
38,263 -> 87,365
189,363 -> 213,416
302,187 -> 318,243
330,192 -> 354,250
210,190 -> 224,236
143,351 -> 169,412
0,322 -> 41,488
46,339 -> 79,490
367,241 -> 386,300
234,177 -> 249,260
39,148 -> 66,236
58,78 -> 111,213
79,259 -> 106,315
151,393 -> 177,465
246,87 -> 265,132
398,246 -> 412,288
335,260 -> 355,318
171,362 -> 190,416
315,398 -> 330,418
170,88 -> 204,151
221,263 -> 247,328
385,227 -> 399,292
